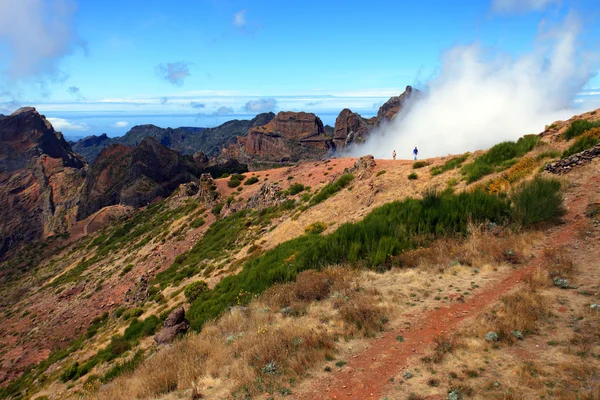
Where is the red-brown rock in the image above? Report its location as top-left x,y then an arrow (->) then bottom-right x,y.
333,109 -> 376,148
0,107 -> 86,257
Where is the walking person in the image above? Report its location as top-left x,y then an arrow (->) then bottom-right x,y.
392,150 -> 396,160
413,146 -> 419,160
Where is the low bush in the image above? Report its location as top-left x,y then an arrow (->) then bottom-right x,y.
184,281 -> 209,303
512,176 -> 565,227
211,203 -> 223,216
431,154 -> 469,176
413,161 -> 430,169
461,135 -> 539,183
408,172 -> 418,180
244,176 -> 259,185
563,119 -> 600,140
190,217 -> 205,228
286,183 -> 306,196
305,222 -> 327,235
562,128 -> 600,157
120,264 -> 134,276
309,174 -> 354,206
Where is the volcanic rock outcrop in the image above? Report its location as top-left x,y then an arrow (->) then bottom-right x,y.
332,86 -> 420,150
226,112 -> 335,166
0,107 -> 86,257
154,307 -> 190,344
77,137 -> 200,220
333,109 -> 376,148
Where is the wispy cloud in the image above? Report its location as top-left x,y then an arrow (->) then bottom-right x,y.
491,0 -> 561,14
156,61 -> 191,86
67,85 -> 85,100
190,101 -> 205,109
48,117 -> 89,132
243,98 -> 277,112
233,10 -> 246,28
160,96 -> 169,105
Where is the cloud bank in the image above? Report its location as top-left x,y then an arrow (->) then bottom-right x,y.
48,117 -> 88,131
243,98 -> 278,112
349,14 -> 598,160
156,62 -> 191,86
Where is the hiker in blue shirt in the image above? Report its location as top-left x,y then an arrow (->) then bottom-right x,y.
413,147 -> 419,160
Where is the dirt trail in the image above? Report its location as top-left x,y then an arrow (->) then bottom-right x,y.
293,170 -> 599,400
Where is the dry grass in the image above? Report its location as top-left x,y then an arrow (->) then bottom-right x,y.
88,228 -> 543,400
91,269 -> 389,399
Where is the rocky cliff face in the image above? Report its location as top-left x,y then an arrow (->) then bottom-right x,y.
333,109 -> 376,148
77,137 -> 200,220
0,108 -> 86,257
376,85 -> 418,123
332,86 -> 420,150
241,112 -> 335,163
71,113 -> 276,163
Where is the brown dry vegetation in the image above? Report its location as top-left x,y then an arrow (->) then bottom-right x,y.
81,225 -> 541,400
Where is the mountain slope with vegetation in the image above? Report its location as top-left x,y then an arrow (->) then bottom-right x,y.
1,107 -> 600,400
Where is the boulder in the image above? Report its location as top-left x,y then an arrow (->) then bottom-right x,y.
154,307 -> 190,344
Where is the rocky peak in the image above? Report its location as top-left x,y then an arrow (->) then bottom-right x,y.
333,109 -> 375,148
0,107 -> 86,258
0,107 -> 85,171
377,85 -> 419,123
77,138 -> 200,220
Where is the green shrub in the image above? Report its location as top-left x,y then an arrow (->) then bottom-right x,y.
287,183 -> 306,195
309,174 -> 354,206
562,129 -> 600,157
190,217 -> 205,228
184,280 -> 209,303
563,119 -> 600,140
512,176 -> 565,227
101,351 -> 144,383
211,203 -> 223,216
123,316 -> 161,342
187,189 -> 510,330
60,362 -> 79,382
244,176 -> 259,185
120,264 -> 134,276
408,173 -> 418,180
109,335 -> 131,357
431,154 -> 469,176
376,170 -> 386,177
227,179 -> 241,188
305,222 -> 327,235
462,135 -> 539,183
220,173 -> 230,178
413,161 -> 430,169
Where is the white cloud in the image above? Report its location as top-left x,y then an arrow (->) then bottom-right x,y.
233,10 -> 246,28
48,117 -> 89,131
111,121 -> 129,128
0,0 -> 84,83
491,0 -> 561,14
243,98 -> 278,112
348,14 -> 599,160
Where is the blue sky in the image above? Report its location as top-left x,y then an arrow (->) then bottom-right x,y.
1,0 -> 599,138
